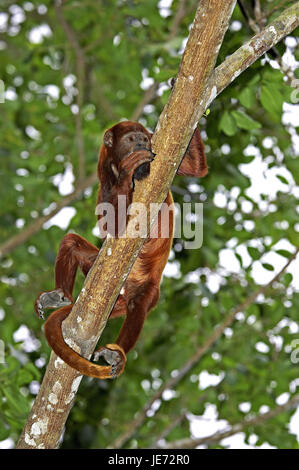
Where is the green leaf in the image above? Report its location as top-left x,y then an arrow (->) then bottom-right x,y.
282,272 -> 293,286
235,252 -> 243,267
16,368 -> 34,386
0,426 -> 10,441
23,362 -> 41,381
262,263 -> 275,271
248,73 -> 260,86
276,174 -> 289,185
218,111 -> 237,136
231,110 -> 261,130
247,246 -> 261,260
3,386 -> 29,416
239,87 -> 256,109
260,83 -> 283,115
275,249 -> 293,258
0,356 -> 20,377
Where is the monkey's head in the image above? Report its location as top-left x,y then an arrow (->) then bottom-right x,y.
102,121 -> 153,181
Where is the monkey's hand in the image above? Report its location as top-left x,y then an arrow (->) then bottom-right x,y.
93,343 -> 126,379
34,288 -> 72,319
119,149 -> 155,181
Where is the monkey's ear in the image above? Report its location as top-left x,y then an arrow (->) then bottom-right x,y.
104,130 -> 114,148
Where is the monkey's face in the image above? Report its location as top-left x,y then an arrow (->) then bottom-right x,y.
103,123 -> 153,182
117,131 -> 151,161
117,131 -> 152,181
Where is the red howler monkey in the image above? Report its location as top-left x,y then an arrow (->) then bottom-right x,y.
35,121 -> 208,379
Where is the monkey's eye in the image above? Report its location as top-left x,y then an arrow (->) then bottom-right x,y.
129,136 -> 135,142
143,136 -> 148,143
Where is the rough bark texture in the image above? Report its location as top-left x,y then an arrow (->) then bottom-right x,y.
16,0 -> 299,450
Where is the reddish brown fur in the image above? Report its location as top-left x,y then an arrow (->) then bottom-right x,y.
35,121 -> 208,379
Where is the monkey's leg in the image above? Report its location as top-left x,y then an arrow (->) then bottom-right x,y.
94,280 -> 160,378
35,234 -> 99,318
117,281 -> 160,352
41,235 -> 129,379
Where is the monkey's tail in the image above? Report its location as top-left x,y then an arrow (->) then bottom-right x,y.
44,305 -> 126,379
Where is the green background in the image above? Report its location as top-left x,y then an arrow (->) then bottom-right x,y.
0,0 -> 298,449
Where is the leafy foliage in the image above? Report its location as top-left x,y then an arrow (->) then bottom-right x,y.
0,0 -> 298,449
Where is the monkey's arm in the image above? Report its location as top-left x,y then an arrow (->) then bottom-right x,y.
99,150 -> 155,237
177,128 -> 208,178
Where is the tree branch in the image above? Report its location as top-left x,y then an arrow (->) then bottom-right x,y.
55,1 -> 86,183
151,409 -> 188,447
110,248 -> 299,448
168,0 -> 189,41
203,1 -> 299,110
130,0 -> 191,121
238,0 -> 297,86
0,173 -> 97,258
130,83 -> 160,122
158,393 -> 299,448
263,0 -> 292,20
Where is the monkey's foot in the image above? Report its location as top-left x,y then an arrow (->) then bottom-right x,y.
93,343 -> 126,379
35,288 -> 72,319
